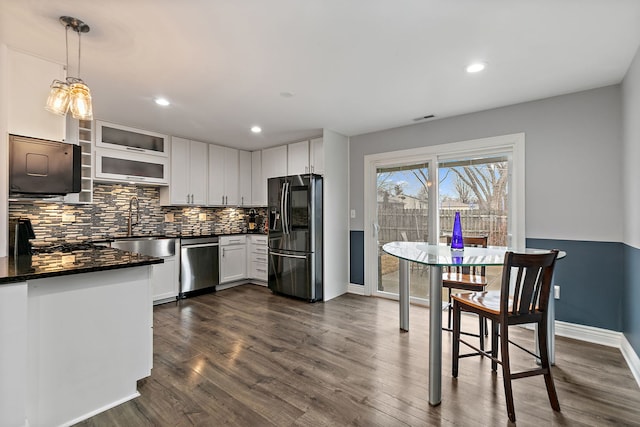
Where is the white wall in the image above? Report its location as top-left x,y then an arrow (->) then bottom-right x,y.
322,129 -> 349,301
622,46 -> 640,250
350,86 -> 623,243
1,44 -> 8,257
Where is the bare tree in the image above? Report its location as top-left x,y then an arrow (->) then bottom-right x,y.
454,176 -> 474,204
412,168 -> 430,201
451,162 -> 507,212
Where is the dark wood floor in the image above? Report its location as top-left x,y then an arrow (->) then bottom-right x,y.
76,285 -> 640,426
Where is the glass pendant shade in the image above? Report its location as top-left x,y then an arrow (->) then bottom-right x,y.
451,211 -> 464,250
45,16 -> 93,119
68,80 -> 93,120
45,79 -> 71,115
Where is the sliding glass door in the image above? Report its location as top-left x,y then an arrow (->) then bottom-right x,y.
364,134 -> 524,305
376,162 -> 432,300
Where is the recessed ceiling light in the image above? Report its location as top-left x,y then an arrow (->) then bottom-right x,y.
466,62 -> 486,73
155,97 -> 170,106
251,126 -> 262,134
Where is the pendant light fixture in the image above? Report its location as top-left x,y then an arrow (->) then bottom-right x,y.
45,16 -> 93,120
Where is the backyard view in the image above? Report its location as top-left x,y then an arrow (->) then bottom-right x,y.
377,155 -> 510,301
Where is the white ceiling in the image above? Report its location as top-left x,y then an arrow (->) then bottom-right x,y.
2,1 -> 640,150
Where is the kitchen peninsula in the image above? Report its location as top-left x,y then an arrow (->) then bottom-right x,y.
0,246 -> 162,426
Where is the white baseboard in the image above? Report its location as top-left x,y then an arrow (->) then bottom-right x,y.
551,321 -> 639,389
554,320 -> 623,348
621,336 -> 640,388
61,391 -> 140,427
348,283 -> 365,295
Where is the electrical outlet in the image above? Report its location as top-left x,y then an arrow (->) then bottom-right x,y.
199,213 -> 207,221
554,285 -> 560,299
350,209 -> 356,219
164,213 -> 174,222
61,213 -> 75,223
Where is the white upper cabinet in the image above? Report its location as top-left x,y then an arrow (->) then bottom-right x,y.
208,145 -> 239,206
188,141 -> 209,205
160,137 -> 207,205
287,140 -> 309,175
238,150 -> 252,207
286,138 -> 323,175
310,137 -> 324,174
251,150 -> 266,206
8,49 -> 65,142
262,145 -> 288,180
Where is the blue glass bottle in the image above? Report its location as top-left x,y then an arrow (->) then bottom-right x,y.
451,211 -> 464,250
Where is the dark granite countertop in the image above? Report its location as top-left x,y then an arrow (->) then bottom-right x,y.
0,247 -> 163,285
93,232 -> 268,243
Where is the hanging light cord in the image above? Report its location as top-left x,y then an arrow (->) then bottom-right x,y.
77,28 -> 82,78
64,24 -> 69,77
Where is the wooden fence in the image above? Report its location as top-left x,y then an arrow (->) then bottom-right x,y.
378,207 -> 508,246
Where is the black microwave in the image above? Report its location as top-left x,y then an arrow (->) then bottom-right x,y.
9,134 -> 81,196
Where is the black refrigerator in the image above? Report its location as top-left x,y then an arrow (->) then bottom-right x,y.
268,174 -> 323,302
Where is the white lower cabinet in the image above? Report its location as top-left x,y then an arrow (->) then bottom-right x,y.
151,256 -> 178,304
219,235 -> 247,284
248,235 -> 268,283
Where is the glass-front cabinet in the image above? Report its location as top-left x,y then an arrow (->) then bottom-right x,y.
93,121 -> 170,185
96,121 -> 169,157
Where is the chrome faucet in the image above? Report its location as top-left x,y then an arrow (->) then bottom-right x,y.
127,196 -> 140,237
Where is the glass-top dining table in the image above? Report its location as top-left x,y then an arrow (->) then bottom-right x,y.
381,241 -> 565,406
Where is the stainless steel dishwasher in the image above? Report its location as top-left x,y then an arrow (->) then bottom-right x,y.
179,236 -> 219,298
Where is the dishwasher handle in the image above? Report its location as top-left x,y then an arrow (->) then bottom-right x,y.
182,243 -> 219,249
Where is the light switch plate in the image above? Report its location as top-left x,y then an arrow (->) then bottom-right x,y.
350,209 -> 356,219
554,285 -> 560,299
164,213 -> 174,222
199,213 -> 207,221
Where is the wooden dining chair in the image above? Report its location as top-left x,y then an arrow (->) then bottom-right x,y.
443,235 -> 488,349
451,250 -> 560,423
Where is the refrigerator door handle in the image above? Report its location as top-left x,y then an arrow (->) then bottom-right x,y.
270,251 -> 307,260
280,182 -> 287,234
283,182 -> 290,234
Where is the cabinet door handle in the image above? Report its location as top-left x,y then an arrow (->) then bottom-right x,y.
222,248 -> 225,257
125,147 -> 145,152
241,196 -> 244,205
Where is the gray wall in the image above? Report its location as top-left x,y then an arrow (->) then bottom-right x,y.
349,85 -> 626,332
622,45 -> 640,354
350,86 -> 622,241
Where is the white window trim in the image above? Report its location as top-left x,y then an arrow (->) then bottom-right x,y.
363,132 -> 525,298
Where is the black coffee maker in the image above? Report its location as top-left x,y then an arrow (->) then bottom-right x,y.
9,218 -> 36,257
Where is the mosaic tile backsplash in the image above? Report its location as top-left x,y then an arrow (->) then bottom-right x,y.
9,183 -> 267,245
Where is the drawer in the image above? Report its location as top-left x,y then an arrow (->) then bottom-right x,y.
251,246 -> 268,256
251,252 -> 268,263
250,261 -> 268,281
250,235 -> 268,245
220,235 -> 247,245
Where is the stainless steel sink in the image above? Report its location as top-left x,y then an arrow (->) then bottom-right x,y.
110,237 -> 176,258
